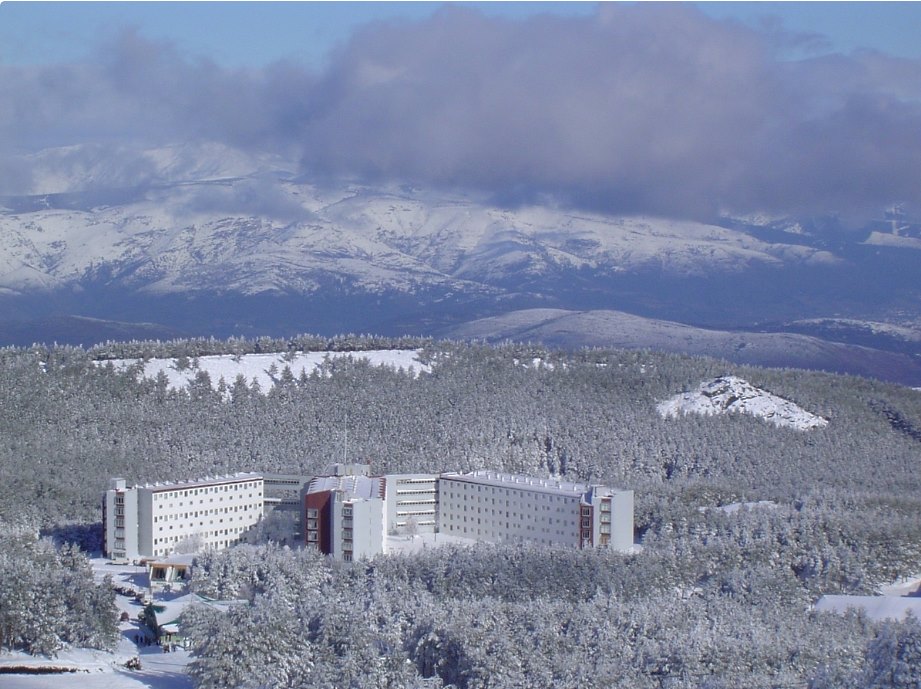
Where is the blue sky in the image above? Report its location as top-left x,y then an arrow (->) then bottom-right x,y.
3,2 -> 921,67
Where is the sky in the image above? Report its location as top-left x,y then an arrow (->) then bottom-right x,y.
2,1 -> 921,222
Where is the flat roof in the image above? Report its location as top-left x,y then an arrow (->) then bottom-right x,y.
138,472 -> 263,493
440,470 -> 618,498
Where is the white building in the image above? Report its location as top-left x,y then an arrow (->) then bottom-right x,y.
303,474 -> 386,562
103,474 -> 264,562
438,471 -> 633,551
302,468 -> 633,559
384,473 -> 439,535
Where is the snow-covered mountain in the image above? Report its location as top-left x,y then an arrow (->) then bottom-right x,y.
657,376 -> 829,430
0,172 -> 838,299
3,143 -> 921,387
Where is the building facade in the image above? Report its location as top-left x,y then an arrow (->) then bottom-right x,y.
303,474 -> 386,561
302,468 -> 634,559
438,471 -> 633,551
103,474 -> 264,561
384,473 -> 439,535
262,474 -> 312,515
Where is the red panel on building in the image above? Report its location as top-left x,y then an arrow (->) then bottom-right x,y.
304,490 -> 333,554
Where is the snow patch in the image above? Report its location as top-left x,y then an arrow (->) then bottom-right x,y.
815,595 -> 921,622
700,500 -> 778,515
657,376 -> 828,430
99,349 -> 430,394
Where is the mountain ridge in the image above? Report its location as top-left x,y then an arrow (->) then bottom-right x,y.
2,144 -> 921,386
442,308 -> 921,386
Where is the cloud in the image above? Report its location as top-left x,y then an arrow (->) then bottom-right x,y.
2,6 -> 921,221
174,178 -> 315,222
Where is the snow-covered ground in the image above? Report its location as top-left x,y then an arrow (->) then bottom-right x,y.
879,575 -> 921,597
815,594 -> 921,622
657,376 -> 828,430
99,349 -> 430,394
816,574 -> 921,622
385,531 -> 479,555
699,500 -> 778,515
0,559 -> 194,689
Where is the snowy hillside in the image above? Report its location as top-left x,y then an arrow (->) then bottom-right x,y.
0,144 -> 839,299
445,308 -> 921,386
657,376 -> 828,430
102,350 -> 430,393
4,143 -> 921,388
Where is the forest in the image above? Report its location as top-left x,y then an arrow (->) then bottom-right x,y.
2,335 -> 921,686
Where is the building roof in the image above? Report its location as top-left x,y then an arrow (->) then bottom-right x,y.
138,472 -> 263,493
306,475 -> 385,500
440,470 -> 618,499
146,554 -> 196,568
815,595 -> 921,622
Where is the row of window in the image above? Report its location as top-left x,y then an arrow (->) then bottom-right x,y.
155,494 -> 258,510
443,482 -> 580,502
154,504 -> 258,521
445,512 -> 577,527
158,513 -> 248,531
151,481 -> 261,500
443,498 -> 575,514
154,537 -> 240,557
153,526 -> 248,545
442,524 -> 577,545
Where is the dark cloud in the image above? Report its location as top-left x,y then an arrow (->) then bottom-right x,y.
2,6 -> 921,221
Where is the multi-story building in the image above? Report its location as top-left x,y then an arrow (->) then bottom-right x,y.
262,474 -> 312,516
303,474 -> 386,561
103,474 -> 264,561
106,467 -> 634,563
103,479 -> 139,562
437,471 -> 633,551
384,473 -> 439,535
302,468 -> 634,559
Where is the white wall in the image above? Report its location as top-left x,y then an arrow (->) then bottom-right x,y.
438,476 -> 583,547
142,478 -> 264,557
384,473 -> 438,535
